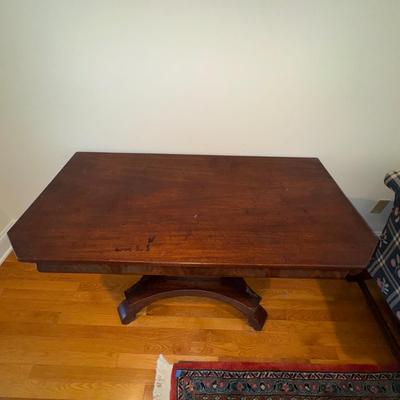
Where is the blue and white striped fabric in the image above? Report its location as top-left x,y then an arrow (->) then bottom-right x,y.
368,171 -> 400,321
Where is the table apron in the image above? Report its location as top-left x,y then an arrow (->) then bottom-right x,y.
36,262 -> 361,279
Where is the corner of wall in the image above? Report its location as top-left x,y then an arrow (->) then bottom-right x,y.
350,197 -> 392,236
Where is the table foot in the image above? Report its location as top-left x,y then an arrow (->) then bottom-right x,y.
117,275 -> 267,330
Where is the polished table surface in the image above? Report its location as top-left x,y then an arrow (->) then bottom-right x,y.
8,152 -> 378,329
9,152 -> 377,276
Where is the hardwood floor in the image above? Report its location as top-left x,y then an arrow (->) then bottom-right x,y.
0,252 -> 395,399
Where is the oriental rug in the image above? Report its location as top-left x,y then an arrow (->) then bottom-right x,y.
153,355 -> 400,400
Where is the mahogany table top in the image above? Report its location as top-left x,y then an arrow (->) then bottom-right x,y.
8,152 -> 377,276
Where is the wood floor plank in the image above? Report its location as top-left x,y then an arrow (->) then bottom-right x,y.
0,363 -> 33,382
0,345 -> 118,368
58,313 -> 249,329
1,262 -> 138,284
116,353 -> 219,369
0,279 -> 80,291
0,298 -> 119,314
0,288 -> 117,303
142,385 -> 153,400
4,252 -> 17,262
0,309 -> 60,324
0,380 -> 145,400
30,365 -> 155,384
0,253 -> 395,399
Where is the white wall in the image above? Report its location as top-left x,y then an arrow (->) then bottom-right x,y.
0,0 -> 399,233
0,208 -> 10,233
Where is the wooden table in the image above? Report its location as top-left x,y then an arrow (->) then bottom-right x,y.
8,152 -> 377,330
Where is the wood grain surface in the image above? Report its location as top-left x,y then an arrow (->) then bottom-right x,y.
0,253 -> 395,399
8,153 -> 377,276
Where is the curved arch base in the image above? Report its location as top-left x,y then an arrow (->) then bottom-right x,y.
117,276 -> 267,330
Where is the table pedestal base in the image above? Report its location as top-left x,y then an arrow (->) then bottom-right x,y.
117,276 -> 267,330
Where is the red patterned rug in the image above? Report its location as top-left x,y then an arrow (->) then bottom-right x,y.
153,356 -> 400,400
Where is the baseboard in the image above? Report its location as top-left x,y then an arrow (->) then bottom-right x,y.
0,219 -> 15,265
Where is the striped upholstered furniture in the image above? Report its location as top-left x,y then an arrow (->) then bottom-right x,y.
367,171 -> 400,322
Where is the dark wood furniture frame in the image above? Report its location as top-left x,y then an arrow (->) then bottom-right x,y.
8,153 -> 378,331
347,271 -> 400,361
